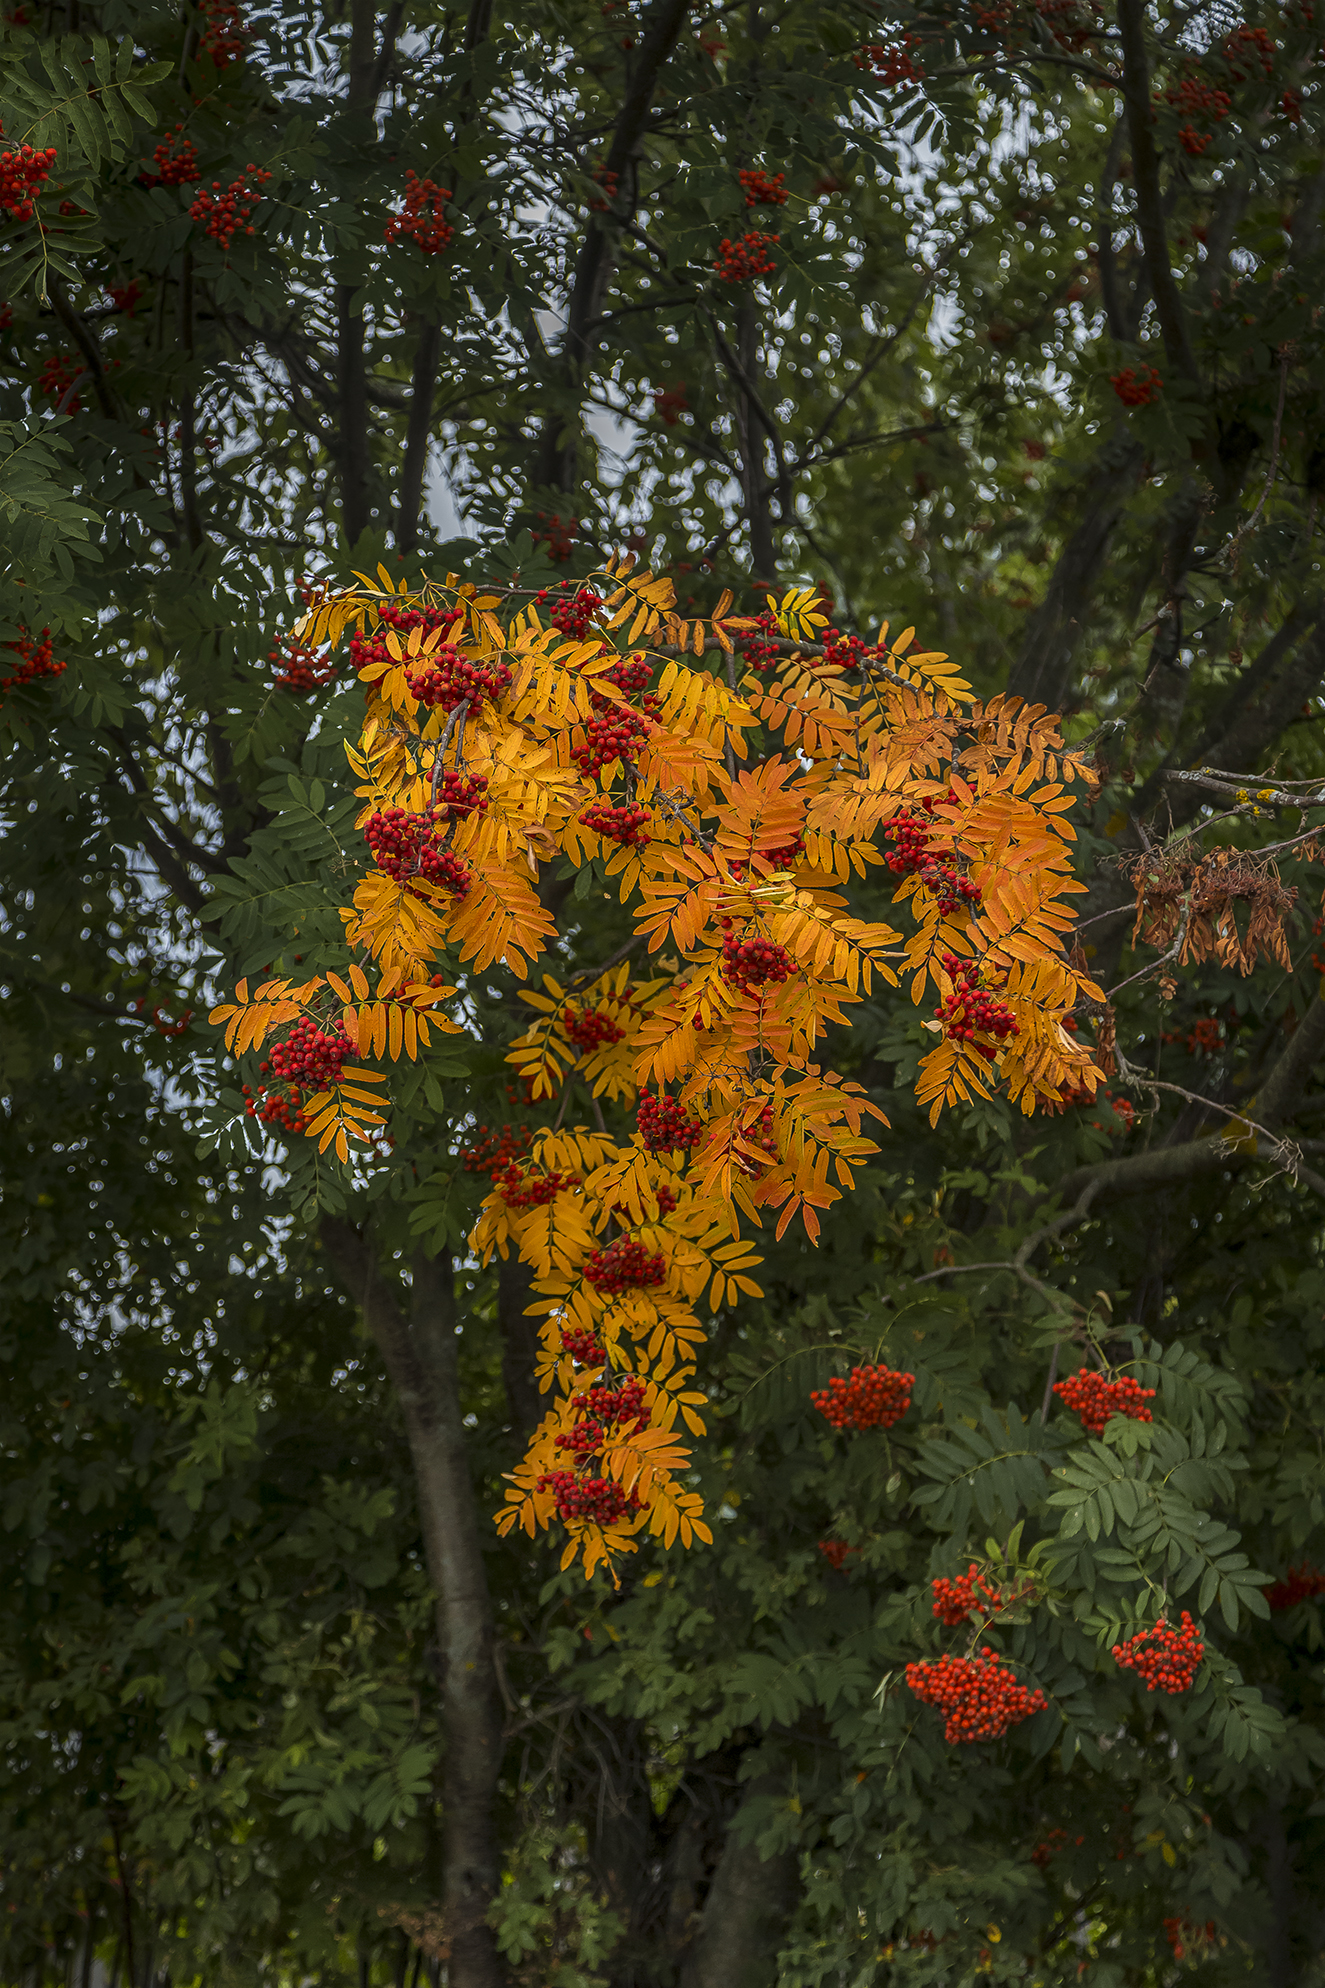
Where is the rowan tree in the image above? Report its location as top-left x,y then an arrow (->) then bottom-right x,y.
4,0 -> 1325,1981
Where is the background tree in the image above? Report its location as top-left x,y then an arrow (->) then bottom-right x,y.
4,0 -> 1325,1980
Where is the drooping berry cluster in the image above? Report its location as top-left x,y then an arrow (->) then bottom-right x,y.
263,1016 -> 353,1091
739,168 -> 787,206
1112,1612 -> 1204,1694
1111,364 -> 1163,408
363,806 -> 471,896
1030,1827 -> 1068,1870
461,1122 -> 532,1177
935,953 -> 1018,1057
931,1564 -> 1001,1626
856,39 -> 924,84
406,646 -> 512,711
348,601 -> 458,674
721,933 -> 796,993
713,231 -> 778,283
637,1091 -> 702,1152
107,280 -> 142,316
433,769 -> 489,819
1054,1370 -> 1156,1437
590,654 -> 654,705
189,165 -> 271,250
906,1648 -> 1048,1743
1221,21 -> 1275,78
555,1378 -> 649,1455
198,0 -> 246,65
818,1539 -> 862,1571
584,1237 -> 666,1294
885,805 -> 982,914
811,1363 -> 914,1432
495,1165 -> 579,1210
37,355 -> 84,411
1267,1562 -> 1325,1610
535,1468 -> 641,1526
1,143 -> 58,219
531,511 -> 577,561
270,632 -> 335,691
560,1325 -> 606,1365
384,171 -> 453,253
731,608 -> 782,672
243,1083 -> 307,1135
579,799 -> 651,846
587,165 -> 619,212
1,628 -> 66,701
140,124 -> 201,187
571,704 -> 651,775
1163,1918 -> 1217,1962
760,834 -> 805,868
535,583 -> 603,639
563,1005 -> 625,1054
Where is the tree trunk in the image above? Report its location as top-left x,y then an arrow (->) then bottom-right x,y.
677,1794 -> 797,1988
321,1221 -> 506,1988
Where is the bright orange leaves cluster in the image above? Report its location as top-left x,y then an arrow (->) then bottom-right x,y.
210,556 -> 1103,1578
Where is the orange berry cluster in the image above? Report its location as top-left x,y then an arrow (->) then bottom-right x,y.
713,230 -> 778,283
1053,1370 -> 1155,1436
198,0 -> 245,66
363,806 -> 471,896
264,1015 -> 353,1090
637,1091 -> 701,1152
0,142 -> 57,220
563,1005 -> 625,1053
935,953 -> 1017,1057
811,1363 -> 914,1432
1267,1561 -> 1325,1610
905,1648 -> 1047,1743
585,1237 -> 666,1294
243,1084 -> 307,1134
1,628 -> 67,701
384,170 -> 453,253
931,1563 -> 1001,1626
1111,364 -> 1163,407
579,799 -> 651,846
535,1467 -> 640,1525
496,1164 -> 579,1210
721,933 -> 796,993
270,632 -> 335,691
140,124 -> 201,187
571,704 -> 651,775
406,646 -> 512,710
1112,1612 -> 1204,1694
536,582 -> 602,639
461,1122 -> 532,1176
189,165 -> 271,249
739,168 -> 787,206
560,1324 -> 606,1365
433,769 -> 489,820
818,1539 -> 861,1571
856,39 -> 924,85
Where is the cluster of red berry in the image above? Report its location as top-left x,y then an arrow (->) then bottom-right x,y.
885,806 -> 982,916
531,511 -> 578,561
571,704 -> 651,776
535,583 -> 603,639
269,633 -> 335,692
1,628 -> 67,701
363,806 -> 472,896
263,1015 -> 353,1091
494,1165 -> 579,1210
1221,21 -> 1275,78
555,1378 -> 649,1459
811,1363 -> 914,1431
139,124 -> 201,187
198,0 -> 245,65
584,1237 -> 666,1294
563,1005 -> 625,1054
934,953 -> 1018,1055
560,1324 -> 606,1365
1266,1562 -> 1325,1610
1163,1917 -> 1217,1962
461,1122 -> 532,1176
721,933 -> 796,993
384,170 -> 453,253
905,1648 -> 1048,1744
587,164 -> 619,212
731,608 -> 782,671
1112,1612 -> 1204,1694
432,769 -> 489,820
579,799 -> 651,846
0,142 -> 57,220
1161,69 -> 1231,155
757,834 -> 805,868
591,654 -> 654,704
653,383 -> 688,425
931,1564 -> 1004,1626
130,996 -> 194,1039
1111,363 -> 1163,407
1030,1827 -> 1069,1870
38,354 -> 84,411
348,600 -> 456,674
405,646 -> 512,711
738,168 -> 787,206
189,165 -> 271,250
535,1467 -> 641,1526
1053,1370 -> 1156,1437
856,39 -> 924,84
243,1084 -> 307,1135
107,280 -> 142,316
713,231 -> 778,283
637,1091 -> 702,1153
818,1540 -> 862,1571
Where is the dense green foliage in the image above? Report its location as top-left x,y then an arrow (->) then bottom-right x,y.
5,0 -> 1325,1980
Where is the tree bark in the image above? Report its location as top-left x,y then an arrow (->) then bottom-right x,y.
677,1797 -> 797,1988
321,1221 -> 506,1988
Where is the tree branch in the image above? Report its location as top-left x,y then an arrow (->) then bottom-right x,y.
1116,0 -> 1198,380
